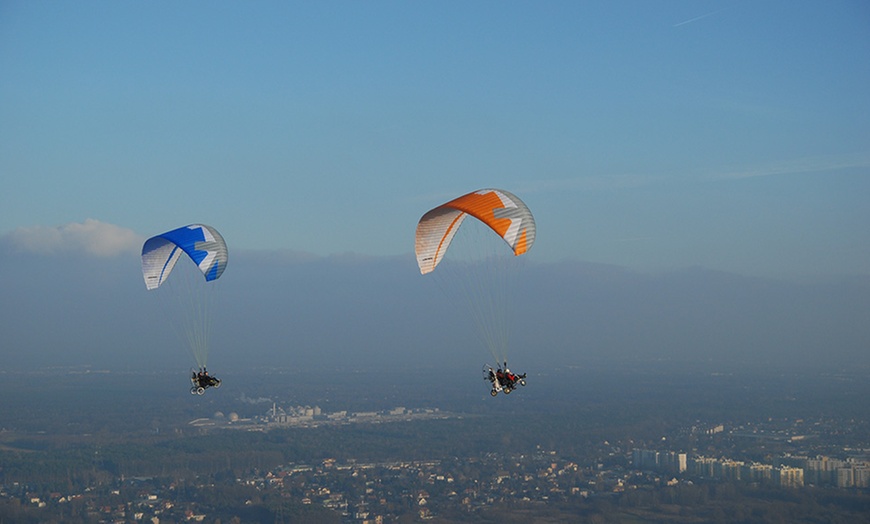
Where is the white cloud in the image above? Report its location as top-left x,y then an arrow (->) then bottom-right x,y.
4,219 -> 143,256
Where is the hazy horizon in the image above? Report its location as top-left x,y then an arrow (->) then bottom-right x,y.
2,228 -> 867,375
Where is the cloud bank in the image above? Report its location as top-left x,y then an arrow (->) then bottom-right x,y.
2,219 -> 143,257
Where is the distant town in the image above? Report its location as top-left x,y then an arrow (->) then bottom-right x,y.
4,407 -> 869,523
188,401 -> 456,432
1,367 -> 868,523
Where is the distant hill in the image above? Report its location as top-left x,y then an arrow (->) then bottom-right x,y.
1,244 -> 868,372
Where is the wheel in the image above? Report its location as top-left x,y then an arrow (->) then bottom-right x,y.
213,379 -> 221,388
196,387 -> 205,395
503,387 -> 512,394
490,389 -> 498,397
519,379 -> 526,386
190,387 -> 198,395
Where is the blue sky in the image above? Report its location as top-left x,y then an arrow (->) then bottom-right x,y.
1,1 -> 869,277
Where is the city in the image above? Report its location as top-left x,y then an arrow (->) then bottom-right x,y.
1,366 -> 869,523
188,402 -> 455,432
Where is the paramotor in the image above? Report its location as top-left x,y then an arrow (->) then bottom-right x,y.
141,224 -> 228,385
416,189 -> 535,392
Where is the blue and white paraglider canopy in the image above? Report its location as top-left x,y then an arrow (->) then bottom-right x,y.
141,224 -> 228,290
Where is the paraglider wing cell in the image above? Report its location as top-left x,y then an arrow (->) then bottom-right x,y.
415,189 -> 535,275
